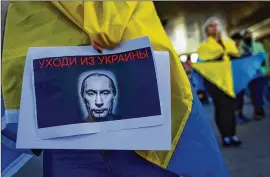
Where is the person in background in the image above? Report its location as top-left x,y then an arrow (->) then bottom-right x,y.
231,32 -> 250,123
183,56 -> 193,77
240,29 -> 266,55
198,17 -> 242,147
240,29 -> 268,121
184,56 -> 210,104
231,32 -> 243,50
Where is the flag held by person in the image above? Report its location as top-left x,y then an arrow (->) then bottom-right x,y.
192,53 -> 267,96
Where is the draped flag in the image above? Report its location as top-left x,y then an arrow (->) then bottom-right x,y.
231,53 -> 267,94
192,53 -> 267,97
1,10 -> 33,177
1,94 -> 33,177
191,70 -> 206,91
2,1 -> 229,176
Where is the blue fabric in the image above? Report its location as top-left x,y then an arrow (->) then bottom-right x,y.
1,94 -> 33,177
2,143 -> 33,177
232,53 -> 266,94
41,86 -> 228,177
2,94 -> 33,177
43,150 -> 180,177
191,59 -> 206,91
190,70 -> 205,91
167,86 -> 229,177
1,143 -> 23,171
1,9 -> 19,144
192,53 -> 267,95
1,11 -> 33,177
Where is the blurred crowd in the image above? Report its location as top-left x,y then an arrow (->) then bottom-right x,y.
182,17 -> 270,147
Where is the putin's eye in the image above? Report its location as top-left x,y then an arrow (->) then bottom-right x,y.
101,90 -> 111,96
86,91 -> 96,96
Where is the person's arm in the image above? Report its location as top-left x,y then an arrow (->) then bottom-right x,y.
227,39 -> 241,59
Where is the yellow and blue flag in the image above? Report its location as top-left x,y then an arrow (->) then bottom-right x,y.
192,53 -> 267,96
2,1 -> 229,176
1,13 -> 33,177
1,95 -> 33,177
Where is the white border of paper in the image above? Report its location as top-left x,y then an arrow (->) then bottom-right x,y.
28,37 -> 164,139
16,51 -> 171,150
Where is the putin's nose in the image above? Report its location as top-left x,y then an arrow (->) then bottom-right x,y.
95,93 -> 103,108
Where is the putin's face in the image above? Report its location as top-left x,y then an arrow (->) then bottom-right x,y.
82,75 -> 115,119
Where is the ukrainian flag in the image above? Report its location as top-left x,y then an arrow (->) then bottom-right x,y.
192,53 -> 267,97
1,95 -> 33,177
1,11 -> 33,176
2,2 -> 228,176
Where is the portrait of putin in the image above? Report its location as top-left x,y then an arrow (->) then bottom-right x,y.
80,72 -> 120,122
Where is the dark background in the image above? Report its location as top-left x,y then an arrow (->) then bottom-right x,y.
33,47 -> 161,128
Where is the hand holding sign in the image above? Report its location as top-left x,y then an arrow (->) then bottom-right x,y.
91,40 -> 103,53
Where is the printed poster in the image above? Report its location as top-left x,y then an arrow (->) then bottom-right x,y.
16,51 -> 171,150
32,37 -> 164,139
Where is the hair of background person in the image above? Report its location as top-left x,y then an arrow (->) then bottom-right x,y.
231,32 -> 243,40
201,16 -> 227,41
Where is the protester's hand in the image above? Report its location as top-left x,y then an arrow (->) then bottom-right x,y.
91,40 -> 103,53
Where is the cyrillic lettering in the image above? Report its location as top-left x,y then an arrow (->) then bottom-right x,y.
81,57 -> 88,65
111,55 -> 118,63
145,49 -> 149,58
98,56 -> 105,64
88,57 -> 95,65
124,53 -> 132,61
139,49 -> 148,59
69,57 -> 77,66
53,58 -> 61,67
118,54 -> 125,63
61,58 -> 70,67
45,59 -> 53,68
132,51 -> 139,60
38,60 -> 45,68
105,56 -> 112,64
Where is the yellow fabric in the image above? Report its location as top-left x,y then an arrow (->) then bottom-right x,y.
2,2 -> 89,109
2,1 -> 193,168
197,36 -> 240,62
193,62 -> 235,97
193,37 -> 240,97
